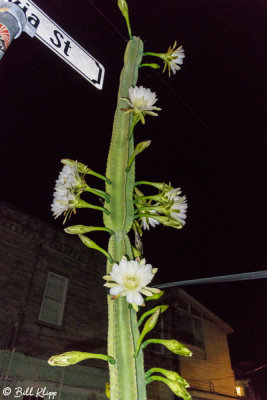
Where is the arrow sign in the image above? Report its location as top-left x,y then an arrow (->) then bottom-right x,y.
4,0 -> 105,89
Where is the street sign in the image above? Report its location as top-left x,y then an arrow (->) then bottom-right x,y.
4,0 -> 105,89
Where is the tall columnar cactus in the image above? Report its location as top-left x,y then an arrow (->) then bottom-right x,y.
48,2 -> 191,400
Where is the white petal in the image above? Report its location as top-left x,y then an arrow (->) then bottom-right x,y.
149,218 -> 160,228
141,217 -> 149,230
110,285 -> 124,296
133,291 -> 144,306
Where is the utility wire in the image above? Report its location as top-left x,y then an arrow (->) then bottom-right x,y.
155,270 -> 267,289
88,0 -> 127,41
242,364 -> 267,375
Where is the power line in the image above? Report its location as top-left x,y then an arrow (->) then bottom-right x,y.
87,0 -> 127,41
155,270 -> 267,289
242,364 -> 267,375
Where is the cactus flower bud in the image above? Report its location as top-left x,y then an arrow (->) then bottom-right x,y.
145,367 -> 189,387
142,338 -> 192,357
161,339 -> 192,356
138,304 -> 169,326
163,378 -> 191,400
48,351 -> 115,367
118,0 -> 128,17
65,225 -> 95,234
146,290 -> 165,301
134,309 -> 161,357
146,375 -> 191,400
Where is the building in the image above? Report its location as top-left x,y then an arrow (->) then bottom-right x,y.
145,289 -> 237,400
0,202 -> 238,400
0,202 -> 108,399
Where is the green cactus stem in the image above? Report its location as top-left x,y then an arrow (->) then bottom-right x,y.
103,36 -> 147,400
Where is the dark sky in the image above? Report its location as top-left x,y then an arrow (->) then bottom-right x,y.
0,0 -> 266,395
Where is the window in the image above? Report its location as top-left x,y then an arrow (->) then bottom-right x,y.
173,301 -> 205,350
38,272 -> 68,326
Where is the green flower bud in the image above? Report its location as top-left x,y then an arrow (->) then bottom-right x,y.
135,140 -> 151,154
65,225 -> 114,235
126,140 -> 152,172
143,308 -> 160,332
145,367 -> 189,387
48,351 -> 115,367
61,159 -> 89,175
65,225 -> 95,234
140,63 -> 161,70
163,378 -> 191,400
138,304 -> 169,326
146,290 -> 165,301
146,375 -> 191,400
117,0 -> 132,39
134,309 -> 161,357
163,339 -> 192,356
143,339 -> 192,356
79,235 -> 113,263
135,181 -> 165,191
118,0 -> 128,17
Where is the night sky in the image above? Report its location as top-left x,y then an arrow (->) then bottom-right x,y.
0,0 -> 266,396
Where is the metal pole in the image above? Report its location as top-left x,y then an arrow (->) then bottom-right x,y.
155,270 -> 267,289
0,1 -> 36,60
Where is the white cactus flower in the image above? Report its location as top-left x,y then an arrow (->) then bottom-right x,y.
162,42 -> 185,76
56,164 -> 83,189
165,187 -> 183,200
170,195 -> 188,226
169,45 -> 185,75
51,163 -> 83,220
51,190 -> 76,219
141,216 -> 160,230
103,257 -> 159,311
122,86 -> 161,124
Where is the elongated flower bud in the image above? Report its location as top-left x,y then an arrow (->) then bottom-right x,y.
117,0 -> 132,39
146,375 -> 191,400
138,304 -> 169,326
65,225 -> 95,234
61,159 -> 89,174
79,235 -> 113,263
65,225 -> 114,235
126,140 -> 152,172
145,367 -> 189,387
146,290 -> 165,301
142,339 -> 192,357
118,0 -> 129,19
144,308 -> 161,331
135,140 -> 151,154
162,339 -> 192,356
134,309 -> 161,357
48,351 -> 115,366
162,378 -> 191,400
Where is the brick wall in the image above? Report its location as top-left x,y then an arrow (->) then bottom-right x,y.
0,202 -> 107,361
